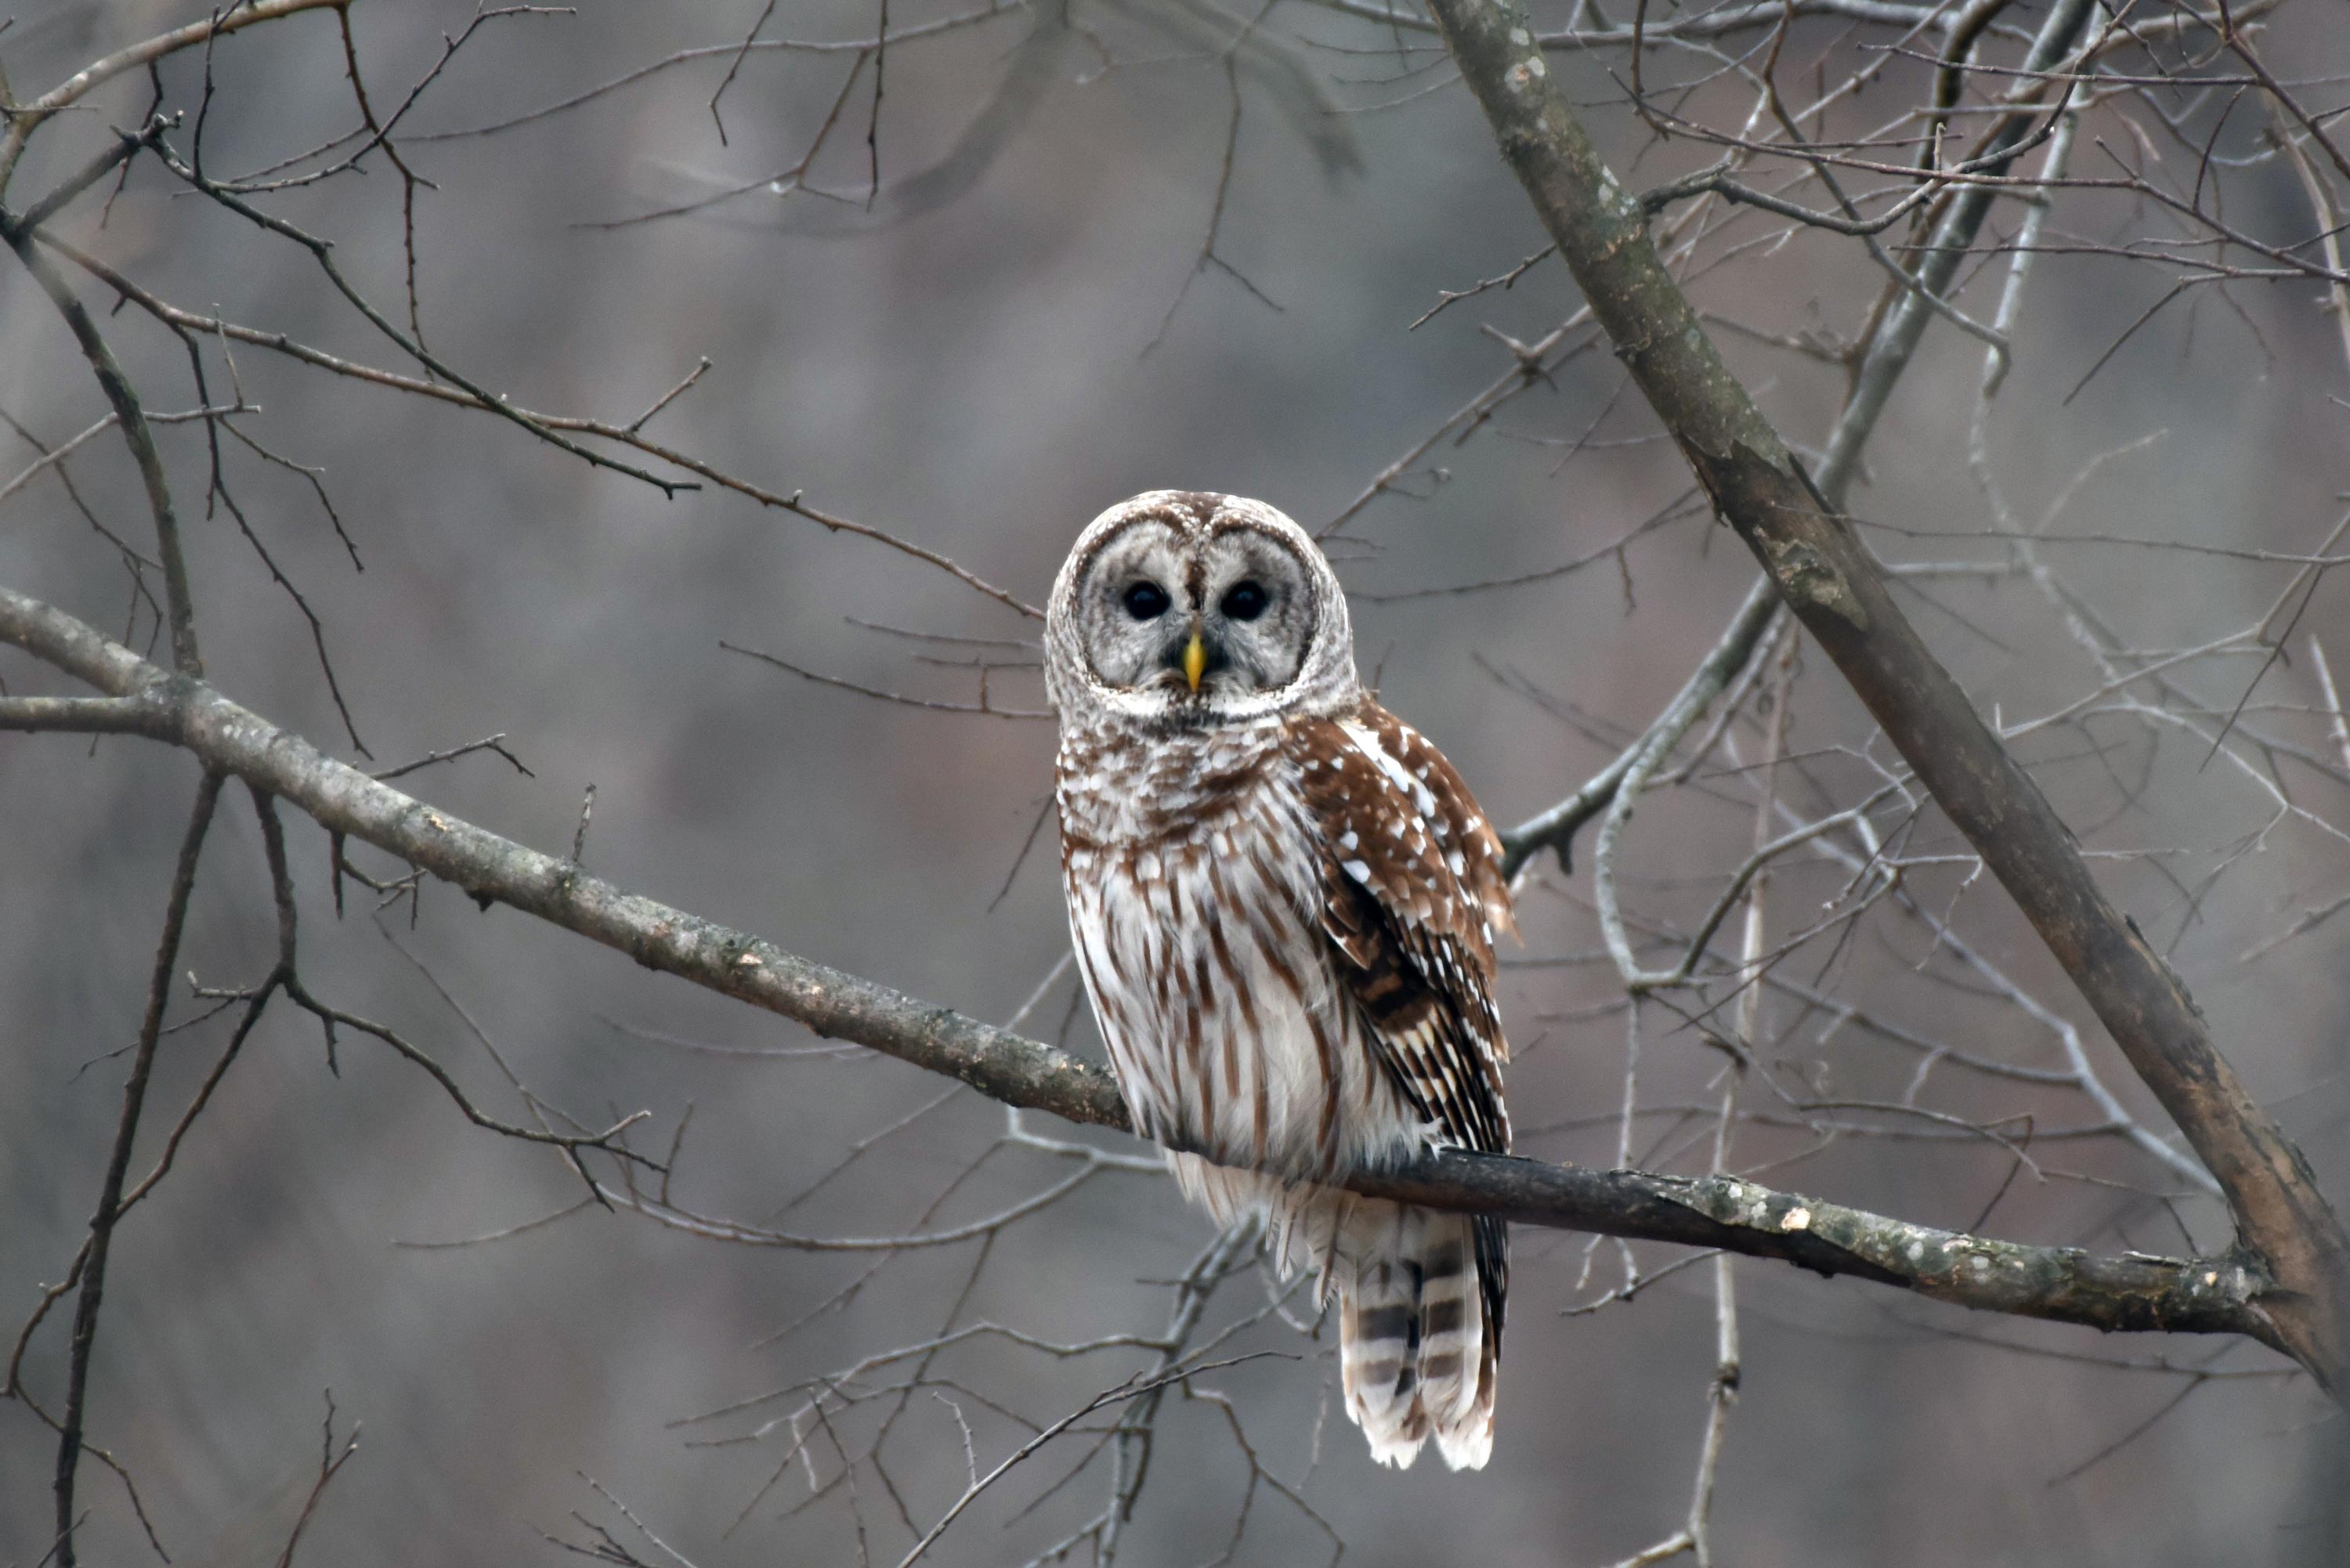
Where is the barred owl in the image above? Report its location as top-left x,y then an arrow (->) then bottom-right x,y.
1044,490 -> 1514,1470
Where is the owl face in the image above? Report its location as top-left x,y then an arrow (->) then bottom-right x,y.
1045,492 -> 1358,728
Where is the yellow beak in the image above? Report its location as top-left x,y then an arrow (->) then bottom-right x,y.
1183,630 -> 1206,693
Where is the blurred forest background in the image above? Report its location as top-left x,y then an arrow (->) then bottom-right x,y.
4,0 -> 2349,1563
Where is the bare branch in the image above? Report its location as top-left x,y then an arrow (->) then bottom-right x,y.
0,0 -> 348,190
47,768 -> 224,1568
37,235 -> 1041,619
2,219 -> 203,675
0,582 -> 2296,1356
0,695 -> 175,736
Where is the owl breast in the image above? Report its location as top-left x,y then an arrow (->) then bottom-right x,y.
1056,717 -> 1418,1186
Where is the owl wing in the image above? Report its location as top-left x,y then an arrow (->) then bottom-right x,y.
1288,702 -> 1514,1158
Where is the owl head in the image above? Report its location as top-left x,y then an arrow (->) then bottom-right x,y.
1044,491 -> 1359,729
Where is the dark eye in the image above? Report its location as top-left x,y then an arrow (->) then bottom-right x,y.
1123,580 -> 1170,620
1220,580 -> 1269,622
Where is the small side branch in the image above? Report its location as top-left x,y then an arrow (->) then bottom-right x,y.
49,769 -> 225,1568
38,238 -> 1039,619
0,0 -> 347,189
1501,580 -> 1777,880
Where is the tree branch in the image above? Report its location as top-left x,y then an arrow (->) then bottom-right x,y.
1498,0 -> 2103,886
1424,0 -> 2350,1394
0,582 -> 2294,1358
35,235 -> 1039,620
2,217 -> 202,676
0,695 -> 175,735
52,768 -> 223,1568
0,0 -> 349,193
1501,577 -> 1774,879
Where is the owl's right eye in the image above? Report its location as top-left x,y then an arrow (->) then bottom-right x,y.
1123,581 -> 1171,620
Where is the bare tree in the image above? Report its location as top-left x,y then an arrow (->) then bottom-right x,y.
3,1 -> 2348,1563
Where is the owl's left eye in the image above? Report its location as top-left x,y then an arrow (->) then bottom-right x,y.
1123,580 -> 1171,620
1220,580 -> 1269,622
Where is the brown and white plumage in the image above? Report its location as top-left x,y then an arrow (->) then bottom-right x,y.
1044,491 -> 1513,1470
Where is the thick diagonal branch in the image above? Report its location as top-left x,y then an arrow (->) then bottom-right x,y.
1424,0 -> 2350,1394
0,583 -> 2292,1356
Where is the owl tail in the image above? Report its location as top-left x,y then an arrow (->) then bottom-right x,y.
1336,1202 -> 1503,1471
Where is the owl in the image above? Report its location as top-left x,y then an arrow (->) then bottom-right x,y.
1044,490 -> 1514,1471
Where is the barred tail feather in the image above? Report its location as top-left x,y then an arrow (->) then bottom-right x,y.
1340,1205 -> 1431,1466
1159,1158 -> 1505,1469
1337,1204 -> 1502,1471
